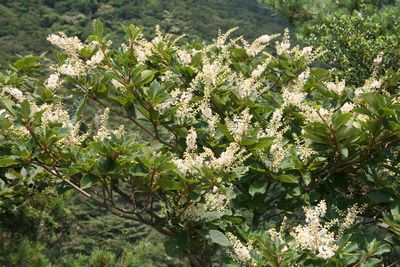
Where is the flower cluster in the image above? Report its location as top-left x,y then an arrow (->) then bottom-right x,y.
226,108 -> 252,142
93,108 -> 125,141
354,53 -> 385,98
226,232 -> 256,266
174,141 -> 249,175
293,133 -> 316,162
180,190 -> 228,221
244,33 -> 280,56
281,69 -> 334,125
324,79 -> 346,95
47,32 -> 84,54
41,102 -> 71,128
290,200 -> 337,259
275,29 -> 323,62
288,200 -> 362,260
258,108 -> 292,170
2,86 -> 24,102
45,32 -> 106,90
174,127 -> 249,175
39,102 -> 89,147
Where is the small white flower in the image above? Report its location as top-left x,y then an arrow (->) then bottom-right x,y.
226,232 -> 256,266
4,87 -> 24,101
325,79 -> 346,95
340,102 -> 355,113
86,50 -> 104,67
373,52 -> 384,65
186,127 -> 197,151
47,32 -> 84,54
45,73 -> 61,90
226,108 -> 253,142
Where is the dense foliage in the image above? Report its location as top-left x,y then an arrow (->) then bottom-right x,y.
0,0 -> 290,66
0,1 -> 291,265
1,18 -> 400,266
302,4 -> 400,86
259,0 -> 400,87
257,0 -> 395,23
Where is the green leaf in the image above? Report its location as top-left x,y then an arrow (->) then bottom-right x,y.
201,211 -> 225,222
94,19 -> 104,37
390,204 -> 400,220
373,243 -> 391,256
0,98 -> 15,116
276,174 -> 298,184
80,174 -> 99,189
249,180 -> 268,196
233,166 -> 249,177
132,70 -> 155,87
20,99 -> 31,118
124,24 -> 141,41
231,48 -> 248,61
362,93 -> 386,116
208,230 -> 231,247
333,112 -> 352,129
149,80 -> 161,100
73,95 -> 87,122
0,157 -> 18,167
341,147 -> 349,158
158,176 -> 183,190
362,258 -> 382,266
164,239 -> 182,258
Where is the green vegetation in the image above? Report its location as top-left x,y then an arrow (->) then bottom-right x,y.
1,1 -> 400,266
303,4 -> 400,86
259,0 -> 400,86
0,2 -> 290,265
1,17 -> 400,265
258,0 -> 394,23
0,0 -> 290,66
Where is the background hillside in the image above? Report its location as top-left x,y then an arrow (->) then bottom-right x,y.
0,0 -> 290,65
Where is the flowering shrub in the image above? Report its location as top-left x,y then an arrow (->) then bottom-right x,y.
1,20 -> 399,266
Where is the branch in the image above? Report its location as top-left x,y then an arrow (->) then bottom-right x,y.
32,160 -> 91,198
89,96 -> 176,150
352,253 -> 372,267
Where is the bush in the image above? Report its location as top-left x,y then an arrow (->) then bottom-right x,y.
302,6 -> 400,86
1,240 -> 51,267
1,20 -> 399,265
